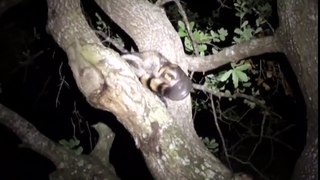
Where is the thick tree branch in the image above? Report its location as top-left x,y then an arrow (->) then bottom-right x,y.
276,0 -> 318,179
0,103 -> 118,180
186,36 -> 281,72
95,0 -> 194,132
46,0 -> 168,139
46,0 -> 238,179
91,122 -> 115,168
95,0 -> 185,65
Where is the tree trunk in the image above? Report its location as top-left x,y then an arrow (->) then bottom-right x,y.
46,0 -> 233,179
0,0 -> 317,179
276,0 -> 318,179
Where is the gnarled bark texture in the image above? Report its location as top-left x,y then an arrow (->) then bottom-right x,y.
0,0 -> 317,179
46,0 -> 233,179
276,0 -> 318,179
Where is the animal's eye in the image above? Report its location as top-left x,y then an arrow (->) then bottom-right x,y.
163,71 -> 177,81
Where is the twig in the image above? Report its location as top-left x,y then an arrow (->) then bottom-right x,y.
86,120 -> 93,151
229,156 -> 268,180
155,0 -> 173,6
56,62 -> 69,107
210,94 -> 231,168
173,0 -> 199,56
94,30 -> 128,53
193,83 -> 268,109
247,112 -> 266,161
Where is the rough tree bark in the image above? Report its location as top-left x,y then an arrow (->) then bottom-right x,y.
46,0 -> 233,179
276,0 -> 318,179
0,0 -> 317,179
45,0 -> 319,179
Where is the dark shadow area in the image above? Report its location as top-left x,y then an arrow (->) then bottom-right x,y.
0,0 -> 152,179
193,53 -> 306,180
0,0 -> 307,180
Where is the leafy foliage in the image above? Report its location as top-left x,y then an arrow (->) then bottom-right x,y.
233,0 -> 273,43
192,99 -> 208,112
59,138 -> 83,155
219,61 -> 251,88
202,137 -> 219,154
170,0 -> 296,178
178,20 -> 228,55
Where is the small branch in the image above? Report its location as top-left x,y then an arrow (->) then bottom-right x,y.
94,30 -> 129,53
247,112 -> 266,161
86,120 -> 93,151
173,0 -> 199,56
229,156 -> 268,180
252,8 -> 275,33
0,103 -> 66,166
193,84 -> 268,109
210,95 -> 231,168
263,135 -> 296,151
217,0 -> 231,9
155,0 -> 173,6
56,62 -> 69,107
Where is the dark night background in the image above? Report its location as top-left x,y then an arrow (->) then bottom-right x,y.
0,0 -> 306,179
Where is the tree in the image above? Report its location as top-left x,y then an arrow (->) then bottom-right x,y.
0,0 -> 317,179
276,0 -> 318,179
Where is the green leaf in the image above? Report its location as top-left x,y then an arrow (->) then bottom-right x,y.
254,27 -> 263,34
178,29 -> 188,37
59,139 -> 68,146
189,21 -> 195,30
240,12 -> 245,19
243,82 -> 252,87
198,44 -> 207,52
184,38 -> 193,52
210,30 -> 220,42
233,37 -> 241,43
202,138 -> 219,153
211,47 -> 219,54
224,90 -> 232,97
255,17 -> 265,26
241,20 -> 249,28
219,70 -> 233,82
218,28 -> 228,41
244,99 -> 256,109
234,28 -> 242,35
198,33 -> 211,43
240,1 -> 247,8
218,28 -> 228,36
178,20 -> 185,30
234,70 -> 249,82
242,28 -> 254,40
70,138 -> 80,146
193,30 -> 205,42
74,147 -> 83,155
210,30 -> 219,38
232,71 -> 239,88
219,85 -> 226,90
235,63 -> 251,71
231,62 -> 236,69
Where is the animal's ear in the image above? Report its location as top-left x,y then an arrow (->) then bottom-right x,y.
121,54 -> 146,77
121,53 -> 143,63
121,53 -> 143,68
